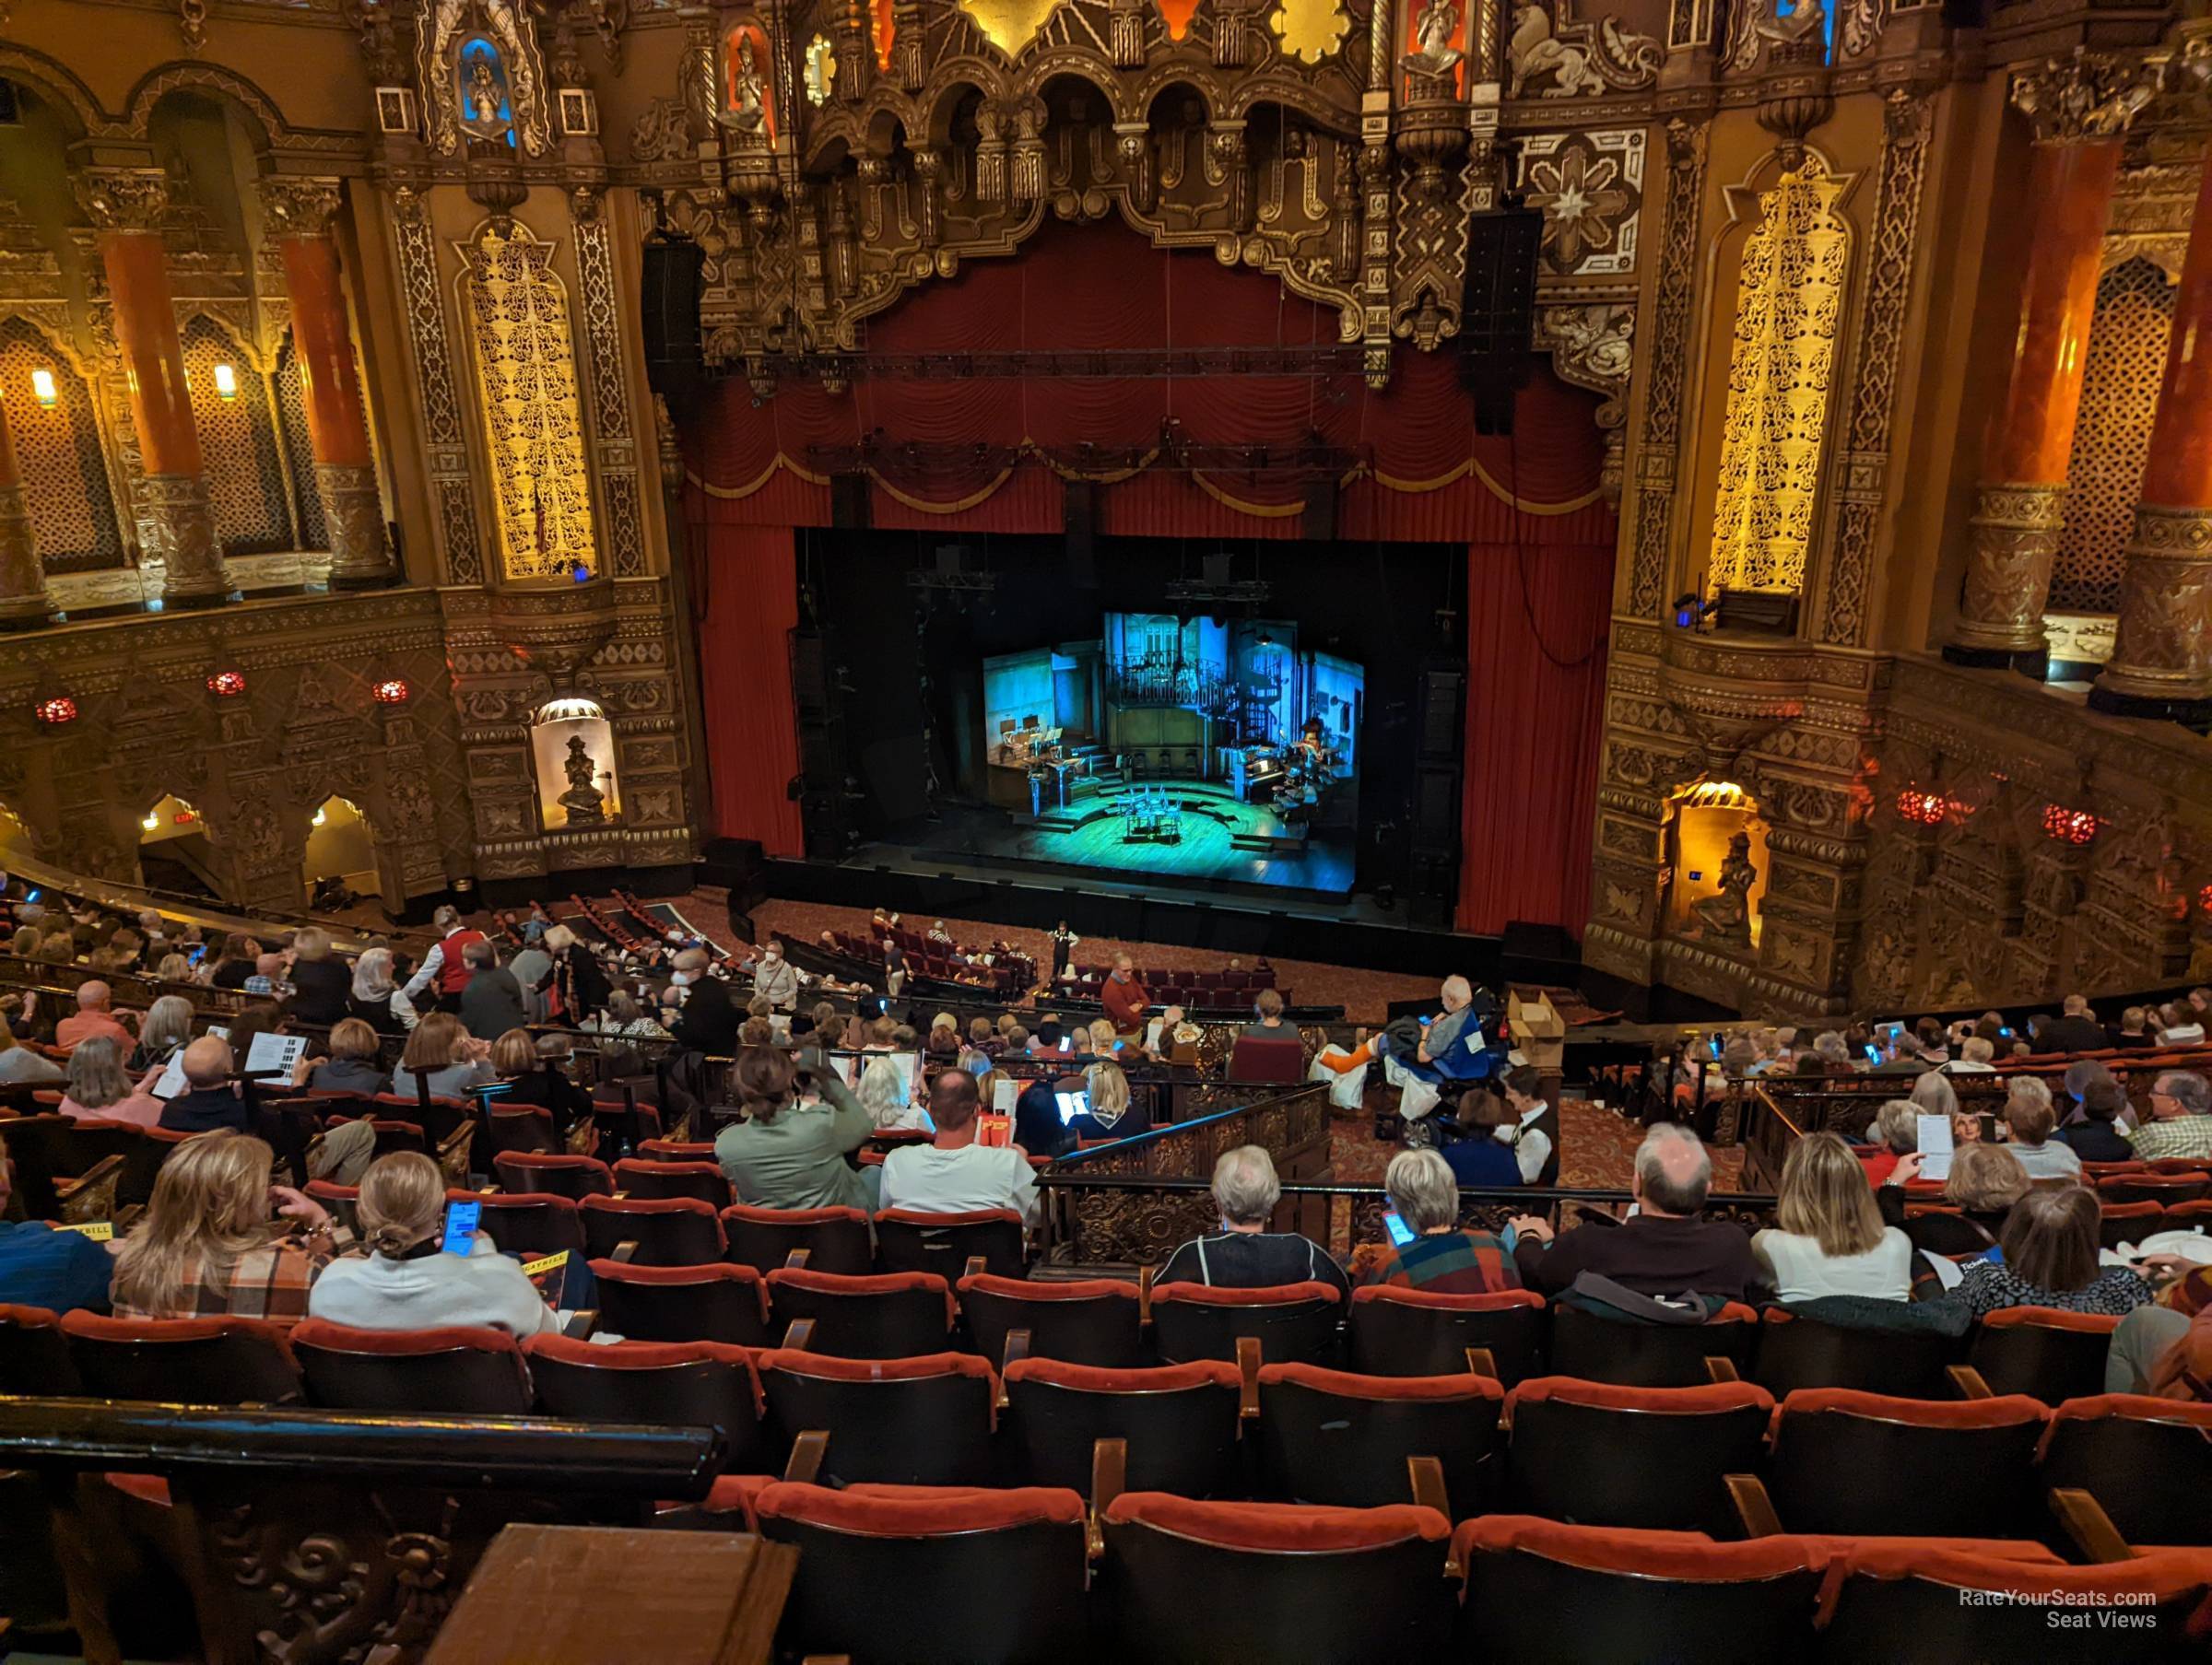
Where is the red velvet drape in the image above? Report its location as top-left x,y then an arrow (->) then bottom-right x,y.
1455,542 -> 1613,939
691,522 -> 806,858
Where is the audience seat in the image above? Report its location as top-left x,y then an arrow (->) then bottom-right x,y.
2096,1172 -> 2209,1207
1000,1357 -> 1243,1495
524,1335 -> 767,1476
1767,1389 -> 2047,1540
1256,1363 -> 1503,1520
633,1139 -> 718,1164
1514,1376 -> 1776,1536
1347,1286 -> 1544,1383
610,1158 -> 732,1210
1900,1206 -> 2003,1258
757,1482 -> 1088,1665
0,1304 -> 79,1395
957,1273 -> 1144,1368
721,1203 -> 875,1278
1150,1281 -> 1342,1366
2038,1396 -> 2212,1547
1967,1307 -> 2120,1405
290,1320 -> 535,1414
579,1194 -> 726,1267
61,1311 -> 303,1405
1226,1037 -> 1305,1085
1454,1517 -> 1829,1662
484,1106 -> 561,1159
757,1350 -> 997,1486
304,1178 -> 360,1236
590,1260 -> 770,1347
475,1191 -> 588,1260
1100,1493 -> 1453,1662
875,1208 -> 1026,1281
1547,1302 -> 1758,1388
765,1267 -> 958,1358
2096,1201 -> 2167,1250
491,1151 -> 615,1202
1751,1308 -> 1959,1398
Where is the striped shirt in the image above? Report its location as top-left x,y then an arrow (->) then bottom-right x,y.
1357,1228 -> 1520,1296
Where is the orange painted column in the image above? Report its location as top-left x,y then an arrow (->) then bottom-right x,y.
2092,147 -> 2212,716
262,177 -> 391,587
76,166 -> 227,608
1947,52 -> 2153,671
0,376 -> 53,628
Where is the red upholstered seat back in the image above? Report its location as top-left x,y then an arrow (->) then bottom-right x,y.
475,1191 -> 588,1260
874,1208 -> 1026,1282
1347,1285 -> 1546,1382
1228,1036 -> 1305,1084
1769,1389 -> 2050,1540
61,1311 -> 302,1407
579,1194 -> 726,1266
0,1304 -> 78,1396
1151,1280 -> 1343,1366
611,1158 -> 732,1209
290,1320 -> 534,1415
955,1272 -> 1143,1368
765,1268 -> 956,1358
492,1151 -> 615,1202
721,1203 -> 875,1277
591,1258 -> 770,1347
524,1335 -> 765,1469
756,1351 -> 998,1487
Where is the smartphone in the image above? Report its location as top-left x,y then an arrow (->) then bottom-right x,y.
1054,1089 -> 1089,1125
1382,1208 -> 1417,1248
2000,1026 -> 2013,1038
1864,1044 -> 1881,1064
1059,1037 -> 1073,1053
188,944 -> 206,966
441,1198 -> 482,1255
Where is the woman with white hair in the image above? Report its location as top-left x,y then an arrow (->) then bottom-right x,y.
1357,1148 -> 1520,1294
1908,1070 -> 1959,1123
347,946 -> 414,1035
858,1051 -> 928,1132
127,993 -> 196,1072
1154,1145 -> 1349,1296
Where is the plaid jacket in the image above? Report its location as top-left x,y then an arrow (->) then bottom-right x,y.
113,1225 -> 354,1327
2125,1114 -> 2212,1163
1356,1228 -> 1520,1296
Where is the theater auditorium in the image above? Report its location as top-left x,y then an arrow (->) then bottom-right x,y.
0,0 -> 2210,1652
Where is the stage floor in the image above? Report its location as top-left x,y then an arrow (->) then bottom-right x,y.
916,779 -> 1357,897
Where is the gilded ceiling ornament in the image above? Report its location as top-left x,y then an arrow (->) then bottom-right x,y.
1517,129 -> 1642,276
256,176 -> 345,240
1270,0 -> 1350,64
804,35 -> 838,105
73,169 -> 173,234
1507,0 -> 1661,98
956,0 -> 1069,56
2009,48 -> 2159,145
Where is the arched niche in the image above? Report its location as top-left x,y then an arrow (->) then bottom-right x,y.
530,696 -> 620,829
137,792 -> 219,899
303,793 -> 381,906
0,803 -> 38,867
1661,779 -> 1770,951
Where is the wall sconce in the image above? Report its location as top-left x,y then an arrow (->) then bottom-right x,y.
2041,803 -> 2099,846
34,695 -> 77,725
206,668 -> 248,697
371,676 -> 411,705
30,368 -> 58,409
312,806 -> 327,827
1896,788 -> 1947,827
211,363 -> 239,401
141,811 -> 159,831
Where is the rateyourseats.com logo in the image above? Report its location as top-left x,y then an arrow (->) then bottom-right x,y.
1959,1589 -> 2158,1631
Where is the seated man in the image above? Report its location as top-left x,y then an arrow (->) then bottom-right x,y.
1316,975 -> 1496,1085
0,1131 -> 114,1313
879,1069 -> 1040,1225
55,980 -> 135,1054
159,1036 -> 251,1135
1508,1122 -> 1759,1301
1156,1145 -> 1349,1296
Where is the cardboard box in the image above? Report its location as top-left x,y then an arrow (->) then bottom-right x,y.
1508,990 -> 1568,1071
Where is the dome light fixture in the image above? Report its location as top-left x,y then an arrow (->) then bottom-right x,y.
535,694 -> 606,726
206,668 -> 248,698
33,694 -> 76,725
371,676 -> 411,706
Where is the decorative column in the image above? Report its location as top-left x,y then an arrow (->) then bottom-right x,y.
0,377 -> 53,629
1944,51 -> 2153,673
2090,147 -> 2212,721
74,166 -> 227,609
259,176 -> 393,589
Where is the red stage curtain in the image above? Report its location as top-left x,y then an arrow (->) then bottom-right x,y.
691,522 -> 806,858
1456,542 -> 1613,939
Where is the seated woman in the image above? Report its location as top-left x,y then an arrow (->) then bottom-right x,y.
586,990 -> 669,1040
1157,1145 -> 1348,1296
1956,1186 -> 2158,1319
2055,1076 -> 2136,1163
488,1027 -> 591,1138
111,1131 -> 349,1324
347,946 -> 415,1036
391,1012 -> 495,1103
1065,1060 -> 1151,1145
1909,1069 -> 1959,1124
1854,1099 -> 1918,1187
307,1152 -> 560,1335
1441,1089 -> 1529,1188
305,1018 -> 392,1097
713,1046 -> 876,1211
2110,1006 -> 2158,1049
57,1035 -> 165,1128
1753,1131 -> 1912,1302
1356,1149 -> 1519,1294
2001,1078 -> 2083,1180
925,1014 -> 962,1061
1878,1142 -> 2030,1257
858,1051 -> 927,1133
0,1016 -> 62,1085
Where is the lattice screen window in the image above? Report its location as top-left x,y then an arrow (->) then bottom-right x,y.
272,330 -> 330,553
180,315 -> 292,557
0,319 -> 124,572
2053,257 -> 2175,615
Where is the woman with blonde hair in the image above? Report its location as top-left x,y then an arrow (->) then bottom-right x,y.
1065,1059 -> 1152,1144
1877,1140 -> 2030,1256
858,1051 -> 927,1131
112,1131 -> 346,1323
286,925 -> 351,1026
1753,1130 -> 1912,1301
392,1011 -> 494,1101
153,951 -> 194,984
307,1152 -> 560,1333
305,1017 -> 391,1096
58,1035 -> 165,1128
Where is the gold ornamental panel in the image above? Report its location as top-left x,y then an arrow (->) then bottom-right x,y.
2053,256 -> 2173,615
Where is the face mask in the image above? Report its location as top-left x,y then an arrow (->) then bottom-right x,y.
670,970 -> 694,986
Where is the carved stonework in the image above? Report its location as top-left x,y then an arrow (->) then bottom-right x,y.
1952,482 -> 2068,656
256,177 -> 345,240
1627,118 -> 1706,618
2096,504 -> 2212,699
136,473 -> 226,605
0,480 -> 50,627
1507,0 -> 1660,98
2010,49 -> 2159,147
318,462 -> 393,586
73,169 -> 172,235
1537,301 -> 1632,501
1518,129 -> 1643,277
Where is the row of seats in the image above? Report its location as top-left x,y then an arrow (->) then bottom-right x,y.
1060,964 -> 1278,994
11,1306 -> 2206,1549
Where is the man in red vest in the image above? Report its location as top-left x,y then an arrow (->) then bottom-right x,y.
401,905 -> 488,1014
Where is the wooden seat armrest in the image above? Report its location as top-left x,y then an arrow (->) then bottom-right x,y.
782,1430 -> 828,1486
1088,1437 -> 1126,1560
1947,1365 -> 1994,1400
782,1318 -> 817,1352
782,1249 -> 811,1271
1410,1458 -> 1457,1575
1000,1328 -> 1031,1397
1138,1263 -> 1156,1326
2050,1487 -> 2135,1565
1726,1474 -> 1783,1539
611,1240 -> 639,1264
1465,1345 -> 1499,1382
564,1309 -> 597,1340
962,1255 -> 986,1284
1236,1335 -> 1261,1423
1703,1356 -> 1741,1384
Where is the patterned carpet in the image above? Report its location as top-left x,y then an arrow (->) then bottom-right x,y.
1327,1093 -> 1747,1191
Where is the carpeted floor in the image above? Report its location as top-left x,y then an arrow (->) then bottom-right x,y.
1326,1092 -> 1747,1191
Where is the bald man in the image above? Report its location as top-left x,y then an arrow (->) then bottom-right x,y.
55,981 -> 135,1054
1507,1123 -> 1759,1301
1316,974 -> 1490,1085
158,1036 -> 250,1135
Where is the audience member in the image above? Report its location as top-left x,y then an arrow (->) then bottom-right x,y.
159,1037 -> 250,1134
2111,1006 -> 2157,1049
456,939 -> 528,1040
307,1152 -> 560,1335
127,993 -> 194,1071
668,948 -> 739,1051
347,946 -> 412,1034
714,1046 -> 874,1211
749,939 -> 800,1013
286,928 -> 352,1026
1242,989 -> 1292,1039
243,952 -> 291,999
1318,976 -> 1489,1085
1872,1019 -> 1945,1073
1065,1059 -> 1149,1144
1879,1143 -> 2029,1255
588,990 -> 669,1039
2001,1078 -> 2083,1178
54,980 -> 134,1053
0,1015 -> 63,1085
1491,1065 -> 1554,1184
2105,1295 -> 2210,1397
1855,1099 -> 1917,1186
2055,1076 -> 2136,1162
2037,994 -> 2112,1054
1510,1124 -> 1759,1300
0,1131 -> 114,1312
1908,1070 -> 1959,1125
305,1018 -> 392,1097
879,1070 -> 1040,1224
508,933 -> 553,1024
400,906 -> 488,1013
1156,1145 -> 1348,1296
2126,1070 -> 2212,1161
1101,954 -> 1149,1037
2157,1002 -> 2206,1046
57,1035 -> 164,1127
1357,1149 -> 1520,1294
391,1013 -> 495,1102
1943,1036 -> 1997,1073
1753,1131 -> 1912,1302
207,932 -> 261,991
858,1051 -> 927,1132
111,1131 -> 347,1323
1441,1090 -> 1526,1187
491,1028 -> 591,1137
1956,1187 -> 2157,1318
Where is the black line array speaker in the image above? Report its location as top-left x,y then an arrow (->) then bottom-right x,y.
1417,665 -> 1465,766
1410,661 -> 1466,927
1461,207 -> 1542,434
640,239 -> 706,408
830,472 -> 872,529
